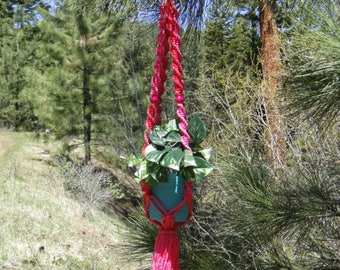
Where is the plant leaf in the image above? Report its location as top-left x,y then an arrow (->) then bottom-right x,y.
165,130 -> 181,142
166,119 -> 178,131
188,115 -> 206,145
199,148 -> 213,161
128,154 -> 141,167
145,176 -> 159,187
182,168 -> 195,181
148,130 -> 168,146
146,148 -> 170,163
145,144 -> 157,155
192,156 -> 214,181
134,160 -> 148,183
149,163 -> 168,183
160,148 -> 184,171
183,150 -> 197,167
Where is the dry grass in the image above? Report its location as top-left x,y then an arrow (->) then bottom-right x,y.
0,132 -> 140,270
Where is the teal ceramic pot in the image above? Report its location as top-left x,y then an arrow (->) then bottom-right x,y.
149,173 -> 189,222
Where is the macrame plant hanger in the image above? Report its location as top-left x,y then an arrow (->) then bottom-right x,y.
141,0 -> 193,269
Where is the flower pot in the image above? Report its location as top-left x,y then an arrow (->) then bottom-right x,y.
149,173 -> 189,222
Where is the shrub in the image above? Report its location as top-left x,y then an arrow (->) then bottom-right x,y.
60,159 -> 124,214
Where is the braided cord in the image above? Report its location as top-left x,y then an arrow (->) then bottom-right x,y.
142,4 -> 194,268
143,3 -> 169,154
166,1 -> 191,151
143,0 -> 191,154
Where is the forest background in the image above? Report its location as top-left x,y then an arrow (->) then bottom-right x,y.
0,0 -> 339,269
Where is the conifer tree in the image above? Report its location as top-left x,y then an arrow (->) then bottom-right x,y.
203,2 -> 259,73
26,0 -> 125,162
93,20 -> 154,160
285,2 -> 340,131
0,0 -> 45,130
202,0 -> 286,176
259,1 -> 286,175
210,0 -> 336,175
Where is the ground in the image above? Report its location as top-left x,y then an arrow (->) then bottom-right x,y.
0,132 -> 14,157
0,132 -> 149,270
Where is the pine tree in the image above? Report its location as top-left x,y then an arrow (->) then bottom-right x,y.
0,0 -> 45,130
203,1 -> 259,73
93,20 -> 154,160
202,1 -> 287,176
259,1 -> 286,175
285,2 -> 340,131
0,1 -> 14,18
26,0 -> 126,162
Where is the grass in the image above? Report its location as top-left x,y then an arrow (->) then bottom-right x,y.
0,132 -> 141,269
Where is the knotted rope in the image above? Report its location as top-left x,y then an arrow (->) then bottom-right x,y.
141,1 -> 193,269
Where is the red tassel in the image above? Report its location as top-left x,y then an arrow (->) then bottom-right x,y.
152,229 -> 180,270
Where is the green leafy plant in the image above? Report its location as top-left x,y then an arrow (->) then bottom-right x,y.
129,115 -> 213,186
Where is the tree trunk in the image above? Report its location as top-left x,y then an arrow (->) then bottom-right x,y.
83,65 -> 91,163
260,2 -> 286,175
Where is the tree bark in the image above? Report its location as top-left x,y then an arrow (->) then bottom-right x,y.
83,64 -> 91,163
260,2 -> 286,175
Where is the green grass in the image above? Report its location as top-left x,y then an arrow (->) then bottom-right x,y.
0,132 -> 141,269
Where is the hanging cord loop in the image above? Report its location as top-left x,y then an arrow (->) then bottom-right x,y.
141,1 -> 193,269
143,0 -> 191,154
142,0 -> 193,228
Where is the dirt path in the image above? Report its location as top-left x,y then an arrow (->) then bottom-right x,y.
0,132 -> 14,158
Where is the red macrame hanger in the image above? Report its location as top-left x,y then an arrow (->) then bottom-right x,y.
141,1 -> 193,269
